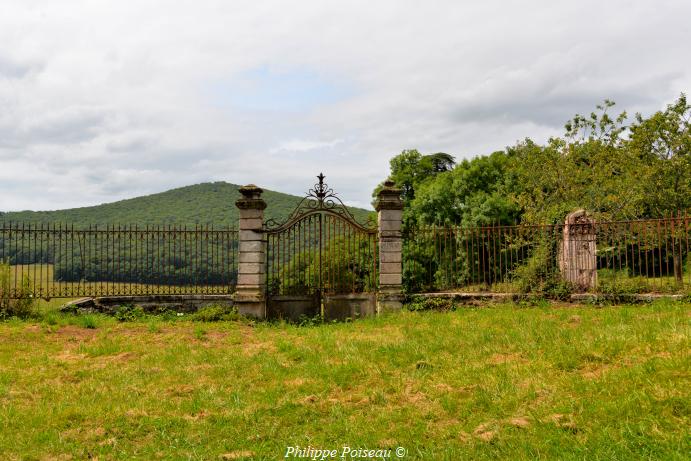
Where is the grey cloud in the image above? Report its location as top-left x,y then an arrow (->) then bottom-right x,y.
0,106 -> 109,149
446,71 -> 681,128
0,55 -> 41,79
0,0 -> 689,211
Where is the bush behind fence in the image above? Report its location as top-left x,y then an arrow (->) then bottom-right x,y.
403,216 -> 691,296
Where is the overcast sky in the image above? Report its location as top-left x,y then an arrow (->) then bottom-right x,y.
1,0 -> 689,212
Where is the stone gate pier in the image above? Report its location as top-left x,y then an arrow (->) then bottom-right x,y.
234,184 -> 267,318
559,209 -> 597,292
375,180 -> 404,313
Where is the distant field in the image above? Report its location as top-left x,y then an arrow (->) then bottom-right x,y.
0,301 -> 688,459
6,264 -> 233,298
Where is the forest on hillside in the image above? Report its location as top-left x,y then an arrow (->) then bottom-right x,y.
0,182 -> 371,227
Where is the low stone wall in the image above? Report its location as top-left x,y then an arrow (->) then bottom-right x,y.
408,292 -> 687,305
61,294 -> 234,314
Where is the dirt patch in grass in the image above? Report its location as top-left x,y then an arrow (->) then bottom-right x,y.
300,394 -> 319,405
508,417 -> 531,428
473,422 -> 497,442
488,353 -> 527,365
434,383 -> 454,393
580,363 -> 617,380
165,384 -> 197,398
545,413 -> 579,432
325,389 -> 370,407
54,350 -> 87,363
53,325 -> 98,340
183,410 -> 211,421
220,451 -> 255,460
284,377 -> 308,387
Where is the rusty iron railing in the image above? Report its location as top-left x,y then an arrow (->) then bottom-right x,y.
403,215 -> 691,295
0,223 -> 238,299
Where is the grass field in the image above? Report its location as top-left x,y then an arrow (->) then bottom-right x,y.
0,300 -> 689,460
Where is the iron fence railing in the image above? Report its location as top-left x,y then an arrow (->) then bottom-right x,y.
403,215 -> 691,295
266,212 -> 378,297
0,223 -> 238,299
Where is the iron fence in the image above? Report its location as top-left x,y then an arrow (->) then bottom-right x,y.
403,215 -> 691,295
266,213 -> 378,297
0,223 -> 238,299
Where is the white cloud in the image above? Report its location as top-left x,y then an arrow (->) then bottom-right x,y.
0,0 -> 689,212
271,138 -> 344,154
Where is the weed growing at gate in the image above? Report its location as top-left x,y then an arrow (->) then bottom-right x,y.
0,260 -> 35,319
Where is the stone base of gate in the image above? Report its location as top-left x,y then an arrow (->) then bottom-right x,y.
234,293 -> 267,319
266,293 -> 377,322
377,292 -> 404,314
267,294 -> 320,321
323,293 -> 377,321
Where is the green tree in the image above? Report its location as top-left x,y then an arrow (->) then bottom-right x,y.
630,93 -> 691,215
629,94 -> 691,283
372,149 -> 455,206
511,101 -> 646,223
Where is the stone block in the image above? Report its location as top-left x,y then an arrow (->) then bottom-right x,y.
378,209 -> 403,223
380,273 -> 402,286
380,262 -> 402,274
239,217 -> 264,230
379,220 -> 402,232
238,208 -> 264,219
238,262 -> 264,275
240,230 -> 264,241
239,252 -> 265,263
380,251 -> 402,263
379,240 -> 402,252
237,273 -> 264,286
377,292 -> 403,313
235,300 -> 266,318
239,240 -> 264,253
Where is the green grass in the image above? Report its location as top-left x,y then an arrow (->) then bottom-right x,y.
0,301 -> 689,460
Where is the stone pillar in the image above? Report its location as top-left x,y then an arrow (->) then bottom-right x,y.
375,180 -> 404,313
559,209 -> 597,292
234,185 -> 267,318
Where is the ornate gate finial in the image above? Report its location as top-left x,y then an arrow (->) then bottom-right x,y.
311,173 -> 332,204
264,173 -> 375,231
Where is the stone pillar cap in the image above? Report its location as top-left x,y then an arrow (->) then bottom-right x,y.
236,184 -> 267,210
239,184 -> 263,196
375,179 -> 403,211
565,209 -> 594,224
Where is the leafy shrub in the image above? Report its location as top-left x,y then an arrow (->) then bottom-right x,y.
513,241 -> 572,300
297,313 -> 324,327
114,304 -> 145,322
188,304 -> 240,322
405,296 -> 456,311
0,260 -> 36,319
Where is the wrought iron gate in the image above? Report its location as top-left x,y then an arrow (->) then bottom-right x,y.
264,174 -> 378,319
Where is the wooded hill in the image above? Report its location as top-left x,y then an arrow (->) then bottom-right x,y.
0,182 -> 372,227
